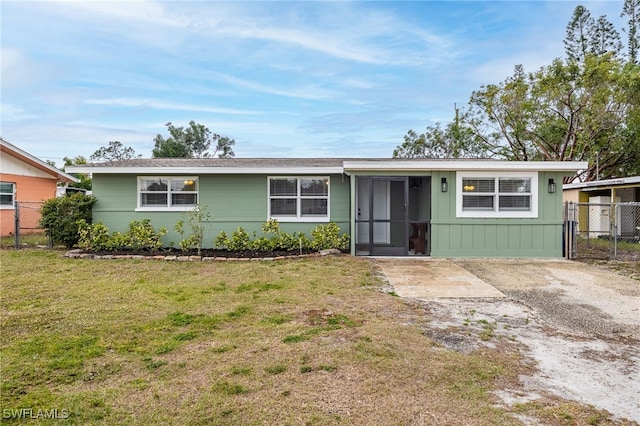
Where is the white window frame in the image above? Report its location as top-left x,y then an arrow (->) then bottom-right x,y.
0,182 -> 15,209
268,176 -> 330,222
136,176 -> 198,211
456,171 -> 538,218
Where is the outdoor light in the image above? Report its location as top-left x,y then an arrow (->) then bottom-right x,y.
441,177 -> 448,192
548,178 -> 556,193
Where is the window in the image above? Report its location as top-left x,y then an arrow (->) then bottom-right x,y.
268,177 -> 329,221
0,182 -> 15,209
137,177 -> 198,210
456,172 -> 537,218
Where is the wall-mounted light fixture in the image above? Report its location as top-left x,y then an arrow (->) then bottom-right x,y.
548,178 -> 556,193
441,177 -> 448,192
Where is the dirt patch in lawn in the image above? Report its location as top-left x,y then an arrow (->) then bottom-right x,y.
399,258 -> 640,424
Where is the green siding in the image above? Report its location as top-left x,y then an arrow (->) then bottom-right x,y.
430,171 -> 567,257
91,173 -> 350,248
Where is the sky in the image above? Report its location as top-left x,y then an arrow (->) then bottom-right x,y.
0,0 -> 627,165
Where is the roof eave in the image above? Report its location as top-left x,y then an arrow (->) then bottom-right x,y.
66,166 -> 346,175
343,160 -> 588,173
1,138 -> 79,183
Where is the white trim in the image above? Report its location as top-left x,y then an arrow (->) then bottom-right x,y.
135,207 -> 195,212
137,176 -> 198,210
0,182 -> 15,209
456,171 -> 539,218
67,160 -> 588,175
267,176 -> 330,222
67,166 -> 344,175
344,160 -> 587,172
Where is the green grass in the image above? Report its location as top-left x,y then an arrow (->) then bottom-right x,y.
0,249 -> 620,425
0,232 -> 51,248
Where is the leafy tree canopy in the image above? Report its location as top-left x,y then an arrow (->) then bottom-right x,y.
395,2 -> 640,182
63,156 -> 92,190
90,141 -> 139,162
152,121 -> 235,158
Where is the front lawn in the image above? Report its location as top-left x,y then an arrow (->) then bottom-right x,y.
0,249 -> 615,425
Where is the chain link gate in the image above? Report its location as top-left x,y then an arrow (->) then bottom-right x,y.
613,202 -> 640,260
13,200 -> 49,248
564,201 -> 640,260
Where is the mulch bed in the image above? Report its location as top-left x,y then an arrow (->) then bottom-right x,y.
65,247 -> 344,261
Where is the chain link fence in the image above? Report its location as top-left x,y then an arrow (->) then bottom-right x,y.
12,201 -> 49,248
564,201 -> 640,260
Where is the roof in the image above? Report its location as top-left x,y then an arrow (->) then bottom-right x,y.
563,175 -> 640,191
0,138 -> 79,183
66,157 -> 588,175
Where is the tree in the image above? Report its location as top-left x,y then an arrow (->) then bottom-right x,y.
591,15 -> 622,58
393,114 -> 489,159
63,156 -> 92,190
90,141 -> 139,162
565,5 -> 595,62
463,55 -> 640,181
151,121 -> 235,158
622,0 -> 640,63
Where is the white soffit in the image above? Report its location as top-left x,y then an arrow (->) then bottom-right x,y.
342,160 -> 588,172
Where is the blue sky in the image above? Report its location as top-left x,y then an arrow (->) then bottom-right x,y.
1,0 -> 626,165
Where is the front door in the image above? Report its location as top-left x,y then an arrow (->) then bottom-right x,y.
356,177 -> 408,256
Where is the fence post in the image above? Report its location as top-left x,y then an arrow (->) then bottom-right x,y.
613,204 -> 620,259
14,200 -> 19,248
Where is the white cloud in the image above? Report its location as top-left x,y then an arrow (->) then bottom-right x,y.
84,98 -> 261,116
0,103 -> 38,121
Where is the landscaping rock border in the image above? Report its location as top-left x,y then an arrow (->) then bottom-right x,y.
64,248 -> 342,262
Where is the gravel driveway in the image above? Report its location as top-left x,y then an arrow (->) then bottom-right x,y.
400,259 -> 640,424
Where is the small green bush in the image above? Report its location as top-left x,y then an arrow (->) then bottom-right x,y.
227,227 -> 251,252
127,219 -> 167,252
78,220 -> 126,251
39,193 -> 96,248
214,220 -> 347,253
77,219 -> 166,252
214,231 -> 229,249
310,223 -> 349,251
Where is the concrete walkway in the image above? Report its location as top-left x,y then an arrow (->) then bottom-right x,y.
373,258 -> 505,298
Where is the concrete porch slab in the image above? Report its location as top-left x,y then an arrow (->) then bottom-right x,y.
373,258 -> 505,299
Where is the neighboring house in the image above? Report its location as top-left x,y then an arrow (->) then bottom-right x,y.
563,176 -> 640,239
0,138 -> 78,236
67,158 -> 586,257
563,176 -> 640,204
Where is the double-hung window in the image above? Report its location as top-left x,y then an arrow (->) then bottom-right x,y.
268,177 -> 329,222
0,182 -> 15,209
137,177 -> 198,211
456,172 -> 538,218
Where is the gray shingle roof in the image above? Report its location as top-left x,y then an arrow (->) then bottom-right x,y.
86,158 -> 350,168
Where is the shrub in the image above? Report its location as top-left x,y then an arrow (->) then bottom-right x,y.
39,193 -> 96,248
260,219 -> 310,252
126,219 -> 167,252
310,223 -> 350,251
226,227 -> 251,252
78,220 -> 117,251
251,236 -> 275,252
277,232 -> 310,252
214,231 -> 229,249
77,219 -> 166,252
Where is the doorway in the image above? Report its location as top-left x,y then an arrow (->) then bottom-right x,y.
356,177 -> 409,256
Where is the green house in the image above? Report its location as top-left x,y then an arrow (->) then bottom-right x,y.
68,158 -> 587,257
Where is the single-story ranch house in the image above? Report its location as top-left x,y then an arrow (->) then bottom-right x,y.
67,158 -> 587,257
